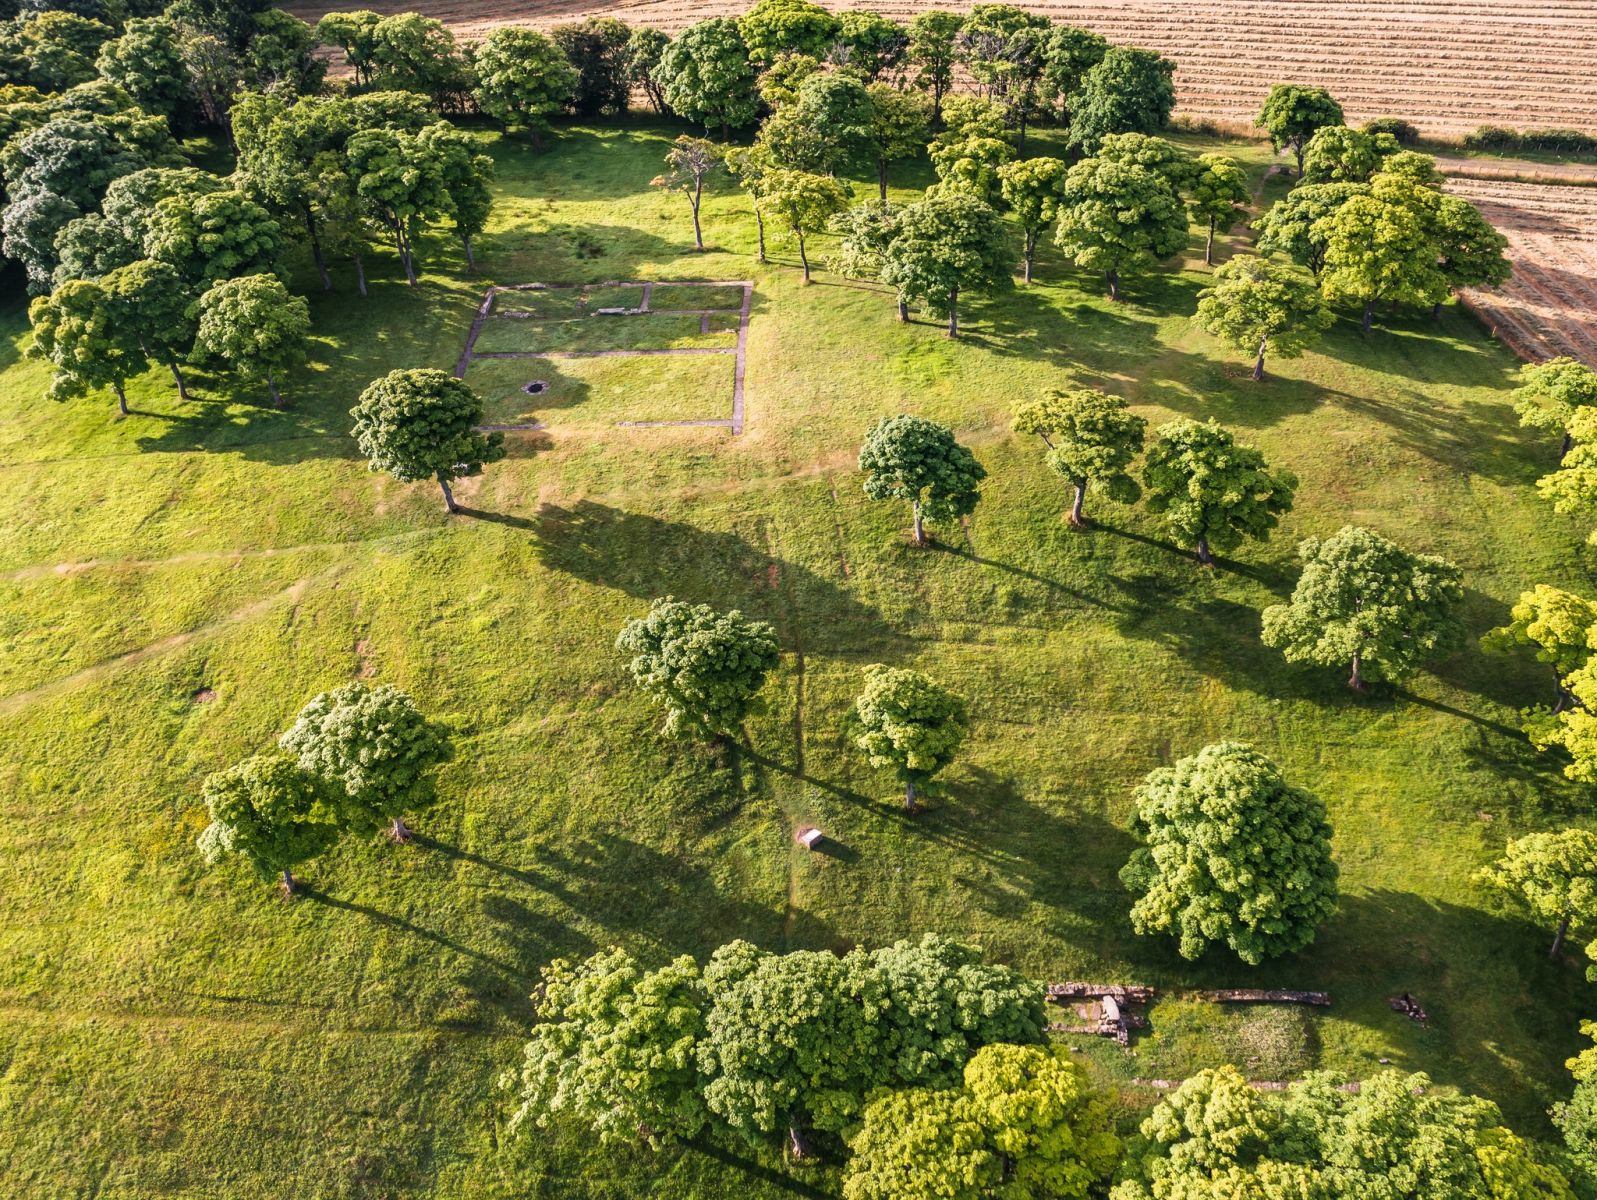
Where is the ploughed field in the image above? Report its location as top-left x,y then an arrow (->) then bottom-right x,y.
1449,176 -> 1597,369
286,0 -> 1597,138
2,121 -> 1595,1198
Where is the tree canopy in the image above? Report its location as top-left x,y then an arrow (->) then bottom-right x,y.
26,274 -> 145,414
1141,419 -> 1297,565
1194,255 -> 1332,380
348,368 -> 505,512
853,664 -> 968,810
760,166 -> 850,283
194,274 -> 308,407
1514,357 -> 1597,459
1120,742 -> 1338,964
1054,155 -> 1187,300
471,28 -> 578,149
859,413 -> 986,545
879,190 -> 1013,336
1067,46 -> 1175,152
616,597 -> 780,738
1261,525 -> 1465,689
196,751 -> 340,895
1186,153 -> 1249,265
997,154 -> 1067,283
1251,180 -> 1365,277
653,17 -> 759,135
1012,389 -> 1145,526
1476,829 -> 1597,960
1256,84 -> 1345,176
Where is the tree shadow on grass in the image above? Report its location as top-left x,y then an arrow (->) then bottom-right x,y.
685,1137 -> 835,1200
301,885 -> 522,975
1093,520 -> 1298,594
531,500 -> 895,658
927,539 -> 1136,613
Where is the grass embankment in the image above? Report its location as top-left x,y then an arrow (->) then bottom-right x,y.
0,118 -> 1592,1197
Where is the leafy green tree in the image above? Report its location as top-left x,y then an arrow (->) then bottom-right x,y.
726,141 -> 777,261
1042,25 -> 1108,127
1251,180 -> 1364,277
1482,585 -> 1597,712
472,28 -> 578,150
314,10 -> 383,87
27,276 -> 147,415
231,92 -> 342,291
12,10 -> 111,91
928,133 -> 1013,205
281,681 -> 453,843
50,212 -> 136,286
1068,46 -> 1176,152
369,13 -> 472,111
144,188 -> 282,285
997,155 -> 1066,283
167,0 -> 273,48
761,72 -> 875,177
94,17 -> 189,122
626,26 -> 671,114
827,199 -> 898,288
1301,124 -> 1398,183
1187,153 -> 1249,265
906,10 -> 963,125
616,597 -> 780,739
880,191 -> 1013,336
1255,84 -> 1345,177
862,83 -> 930,204
102,167 -> 222,253
505,947 -> 710,1147
551,16 -> 633,117
738,0 -> 840,64
754,50 -> 822,110
1054,156 -> 1188,301
654,17 -> 759,137
1,113 -> 161,212
1434,192 -> 1510,307
853,664 -> 967,811
420,122 -> 494,270
839,11 -> 907,82
1,187 -> 78,293
860,413 -> 986,545
196,752 -> 340,897
1515,357 -> 1597,460
1261,525 -> 1464,690
761,167 -> 850,283
845,1044 -> 1120,1200
1194,255 -> 1333,380
1013,389 -> 1146,526
1379,148 -> 1443,187
1536,407 -> 1597,546
104,258 -> 198,399
242,10 -> 325,96
1558,1031 -> 1597,1179
956,4 -> 1050,148
652,135 -> 722,252
1094,132 -> 1193,192
1120,742 -> 1338,964
176,29 -> 240,129
346,125 -> 447,285
1141,419 -> 1297,565
194,274 -> 309,408
349,367 -> 504,513
1318,174 -> 1446,333
1477,831 -> 1597,960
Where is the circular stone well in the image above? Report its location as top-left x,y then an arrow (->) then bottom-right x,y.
522,380 -> 549,396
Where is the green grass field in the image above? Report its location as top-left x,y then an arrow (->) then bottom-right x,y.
2,117 -> 1594,1198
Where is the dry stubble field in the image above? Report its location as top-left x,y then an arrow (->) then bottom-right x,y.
285,0 -> 1597,138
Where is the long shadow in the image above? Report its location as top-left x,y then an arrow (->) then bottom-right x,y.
1094,520 -> 1297,593
685,1137 -> 834,1200
302,885 -> 521,975
457,506 -> 538,530
531,500 -> 893,657
927,539 -> 1134,613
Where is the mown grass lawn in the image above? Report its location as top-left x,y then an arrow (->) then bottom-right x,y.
1,116 -> 1593,1198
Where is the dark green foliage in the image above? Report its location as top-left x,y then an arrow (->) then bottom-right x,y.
1012,389 -> 1145,525
859,413 -> 986,544
1067,46 -> 1176,152
625,26 -> 670,113
853,664 -> 967,810
314,10 -> 383,87
280,682 -> 453,841
837,11 -> 907,82
143,188 -> 281,285
49,212 -> 134,285
615,596 -> 780,738
905,10 -> 962,124
1301,124 -> 1398,183
193,274 -> 308,407
1262,525 -> 1465,689
760,72 -> 874,176
166,0 -> 272,48
104,258 -> 198,397
1141,418 -> 1297,565
1194,255 -> 1333,380
349,368 -> 504,511
879,190 -> 1013,336
551,17 -> 633,117
1054,154 -> 1188,301
94,17 -> 189,121
1121,743 -> 1338,964
1255,84 -> 1344,176
242,10 -> 325,96
654,17 -> 759,134
196,752 -> 340,893
472,28 -> 578,149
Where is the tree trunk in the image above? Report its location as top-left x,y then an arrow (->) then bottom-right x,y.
530,126 -> 543,151
1253,337 -> 1268,382
946,286 -> 958,337
1205,217 -> 1216,266
897,297 -> 908,322
1023,229 -> 1036,284
1069,478 -> 1088,528
754,207 -> 766,262
462,234 -> 476,272
281,867 -> 297,896
1348,651 -> 1364,691
170,362 -> 189,399
878,157 -> 889,204
113,381 -> 128,416
1361,298 -> 1374,335
1561,429 -> 1573,461
1294,143 -> 1305,178
1552,909 -> 1573,959
1430,300 -> 1442,320
438,472 -> 458,513
932,83 -> 944,128
304,204 -> 332,292
354,251 -> 368,298
1554,669 -> 1575,713
787,1124 -> 811,1160
266,373 -> 283,408
798,229 -> 810,283
912,498 -> 925,546
390,816 -> 412,843
1106,268 -> 1120,302
691,179 -> 704,251
1195,535 -> 1213,566
904,777 -> 918,812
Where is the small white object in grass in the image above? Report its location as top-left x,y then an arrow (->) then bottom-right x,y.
797,827 -> 824,850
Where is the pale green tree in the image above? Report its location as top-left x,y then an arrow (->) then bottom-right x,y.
1251,181 -> 1365,277
865,82 -> 931,203
1255,83 -> 1345,177
1477,830 -> 1597,958
472,28 -> 578,150
1481,584 -> 1597,712
27,276 -> 147,415
906,10 -> 963,125
1141,419 -> 1297,565
997,155 -> 1067,283
194,274 -> 309,408
1012,389 -> 1145,526
880,191 -> 1013,335
653,18 -> 759,137
853,664 -> 967,811
1187,153 -> 1249,265
761,168 -> 851,283
1194,255 -> 1332,381
1054,156 -> 1188,300
1514,357 -> 1597,460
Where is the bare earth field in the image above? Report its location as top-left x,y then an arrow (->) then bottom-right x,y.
284,0 -> 1597,138
1449,177 -> 1597,368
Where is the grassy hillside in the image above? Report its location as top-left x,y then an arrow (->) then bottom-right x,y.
1,118 -> 1593,1198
